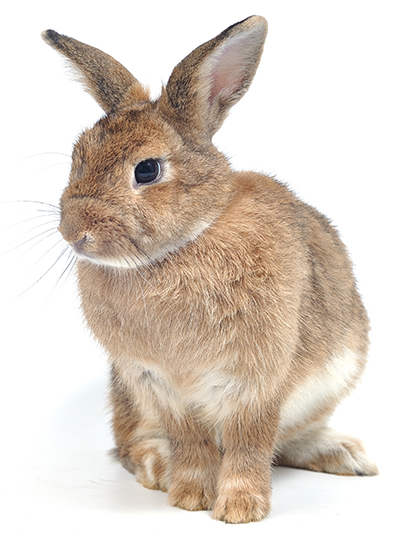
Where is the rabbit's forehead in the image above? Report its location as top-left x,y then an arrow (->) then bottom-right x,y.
74,107 -> 181,162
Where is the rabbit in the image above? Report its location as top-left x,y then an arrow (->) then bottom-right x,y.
42,15 -> 378,523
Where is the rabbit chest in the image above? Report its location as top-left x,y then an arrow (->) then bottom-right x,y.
76,233 -> 365,436
76,243 -> 301,426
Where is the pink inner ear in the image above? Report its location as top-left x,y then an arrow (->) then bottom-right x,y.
208,33 -> 255,103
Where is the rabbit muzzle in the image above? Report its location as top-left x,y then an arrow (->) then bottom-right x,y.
58,195 -> 139,267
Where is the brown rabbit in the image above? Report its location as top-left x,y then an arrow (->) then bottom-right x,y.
42,15 -> 378,523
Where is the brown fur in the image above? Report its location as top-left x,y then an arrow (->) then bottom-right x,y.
42,16 -> 378,523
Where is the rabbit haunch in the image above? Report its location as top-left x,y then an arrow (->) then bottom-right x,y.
112,347 -> 361,437
42,15 -> 377,524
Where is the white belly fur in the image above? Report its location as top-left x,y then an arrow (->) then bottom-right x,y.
117,348 -> 361,435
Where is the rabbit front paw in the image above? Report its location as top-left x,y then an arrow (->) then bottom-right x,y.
168,470 -> 216,511
212,489 -> 270,524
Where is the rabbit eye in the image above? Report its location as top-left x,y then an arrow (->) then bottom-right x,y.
134,159 -> 162,185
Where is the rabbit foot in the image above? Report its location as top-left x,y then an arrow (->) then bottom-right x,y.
278,426 -> 378,476
120,438 -> 171,491
212,490 -> 270,524
168,471 -> 216,511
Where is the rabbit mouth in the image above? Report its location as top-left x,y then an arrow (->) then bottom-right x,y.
70,240 -> 150,269
74,251 -> 147,269
67,233 -> 149,269
71,235 -> 90,255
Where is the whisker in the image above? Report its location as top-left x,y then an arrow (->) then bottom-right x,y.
14,229 -> 60,262
63,252 -> 77,283
35,161 -> 71,176
1,227 -> 59,256
124,236 -> 160,277
17,152 -> 71,162
137,272 -> 151,332
28,235 -> 66,271
116,247 -> 151,331
46,250 -> 77,299
1,200 -> 60,212
132,241 -> 156,268
17,245 -> 71,297
5,212 -> 60,232
0,191 -> 68,300
120,242 -> 146,271
8,218 -> 60,242
118,241 -> 172,309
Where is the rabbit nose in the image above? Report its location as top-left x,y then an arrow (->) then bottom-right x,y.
72,235 -> 88,254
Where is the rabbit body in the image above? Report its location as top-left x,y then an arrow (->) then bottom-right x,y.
42,16 -> 378,523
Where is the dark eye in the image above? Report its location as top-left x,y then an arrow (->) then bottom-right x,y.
134,159 -> 162,185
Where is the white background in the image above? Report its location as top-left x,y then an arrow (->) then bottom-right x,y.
1,0 -> 399,532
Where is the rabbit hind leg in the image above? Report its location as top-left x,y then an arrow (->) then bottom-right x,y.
276,349 -> 378,476
275,422 -> 378,476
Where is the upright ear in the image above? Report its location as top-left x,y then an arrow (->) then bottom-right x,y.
41,30 -> 150,114
158,16 -> 268,144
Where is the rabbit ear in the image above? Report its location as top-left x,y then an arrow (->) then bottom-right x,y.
41,30 -> 150,114
159,16 -> 268,143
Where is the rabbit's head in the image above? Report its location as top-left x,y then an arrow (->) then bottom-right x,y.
42,17 -> 268,269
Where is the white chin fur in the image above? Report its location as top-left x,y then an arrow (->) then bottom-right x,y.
73,220 -> 212,270
73,249 -> 149,269
79,255 -> 147,269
